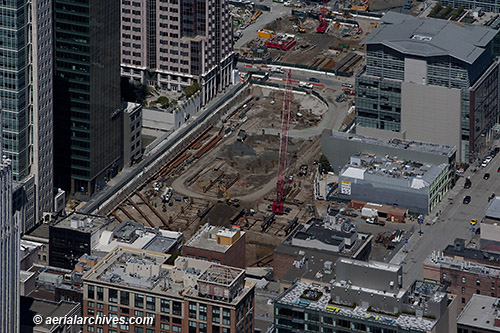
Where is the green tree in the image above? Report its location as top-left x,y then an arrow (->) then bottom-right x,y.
184,81 -> 199,97
319,154 -> 331,174
156,96 -> 169,106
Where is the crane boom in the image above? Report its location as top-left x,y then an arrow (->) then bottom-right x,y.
272,70 -> 293,214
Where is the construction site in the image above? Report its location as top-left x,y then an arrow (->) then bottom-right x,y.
235,0 -> 426,75
102,0 -> 425,268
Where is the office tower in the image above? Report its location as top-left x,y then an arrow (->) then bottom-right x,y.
0,157 -> 19,333
0,0 -> 55,232
54,0 -> 123,196
83,247 -> 255,333
120,0 -> 234,104
355,12 -> 499,162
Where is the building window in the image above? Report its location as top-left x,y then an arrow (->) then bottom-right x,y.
477,290 -> 481,294
173,301 -> 182,316
492,282 -> 495,290
109,305 -> 118,312
97,303 -> 104,309
121,307 -> 129,314
199,304 -> 207,321
462,277 -> 466,284
222,308 -> 231,325
477,279 -> 481,286
135,294 -> 144,308
189,321 -> 197,333
88,301 -> 95,308
121,291 -> 130,305
462,297 -> 466,303
189,302 -> 197,319
442,273 -> 447,280
199,323 -> 207,333
146,296 -> 156,311
88,285 -> 95,299
462,287 -> 466,293
146,313 -> 155,327
135,310 -> 144,317
109,289 -> 118,303
134,328 -> 144,333
212,306 -> 220,323
97,287 -> 104,301
172,326 -> 182,332
161,299 -> 170,313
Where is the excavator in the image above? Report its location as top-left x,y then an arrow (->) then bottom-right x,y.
217,183 -> 240,207
294,14 -> 306,33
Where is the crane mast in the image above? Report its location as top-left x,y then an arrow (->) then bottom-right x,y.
317,0 -> 329,33
272,70 -> 293,214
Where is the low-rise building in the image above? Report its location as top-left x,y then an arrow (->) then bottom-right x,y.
49,212 -> 117,269
93,219 -> 183,256
337,152 -> 452,214
273,210 -> 372,283
20,296 -> 81,333
444,238 -> 500,267
183,223 -> 246,268
274,258 -> 457,333
321,130 -> 457,176
482,197 -> 500,252
23,223 -> 50,266
424,251 -> 500,314
82,247 -> 255,333
458,295 -> 500,333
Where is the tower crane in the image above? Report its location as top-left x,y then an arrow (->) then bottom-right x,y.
272,70 -> 293,214
317,0 -> 329,33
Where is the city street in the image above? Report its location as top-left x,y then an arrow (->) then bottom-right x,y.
399,150 -> 500,287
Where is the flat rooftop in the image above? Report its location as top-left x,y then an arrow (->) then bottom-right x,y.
363,11 -> 497,64
93,220 -> 182,254
443,243 -> 500,264
84,247 -> 253,304
324,130 -> 456,157
425,253 -> 500,278
337,257 -> 401,273
486,197 -> 500,220
53,212 -> 114,234
341,153 -> 447,189
277,280 -> 438,331
458,295 -> 500,331
20,296 -> 80,331
185,223 -> 244,253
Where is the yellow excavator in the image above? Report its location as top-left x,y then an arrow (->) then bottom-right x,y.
217,183 -> 240,206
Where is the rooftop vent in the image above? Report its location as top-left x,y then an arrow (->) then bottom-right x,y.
411,34 -> 432,41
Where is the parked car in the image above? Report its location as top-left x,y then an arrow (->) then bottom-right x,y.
484,173 -> 491,180
464,177 -> 472,189
470,218 -> 478,226
463,195 -> 471,204
342,83 -> 353,88
309,77 -> 320,83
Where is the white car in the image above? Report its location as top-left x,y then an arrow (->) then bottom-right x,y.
482,161 -> 489,167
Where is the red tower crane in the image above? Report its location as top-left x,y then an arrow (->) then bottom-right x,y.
317,0 -> 329,33
272,70 -> 293,214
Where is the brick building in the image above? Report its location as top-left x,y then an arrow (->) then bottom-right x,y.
82,247 -> 255,333
183,223 -> 246,269
424,252 -> 500,315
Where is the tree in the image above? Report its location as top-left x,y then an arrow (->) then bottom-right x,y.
184,81 -> 199,97
156,96 -> 169,106
319,154 -> 331,174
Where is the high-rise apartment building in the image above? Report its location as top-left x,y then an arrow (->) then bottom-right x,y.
355,12 -> 499,162
83,247 -> 255,333
54,0 -> 123,196
120,0 -> 234,104
0,0 -> 55,232
0,157 -> 19,333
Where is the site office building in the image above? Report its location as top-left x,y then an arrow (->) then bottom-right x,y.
120,0 -> 234,105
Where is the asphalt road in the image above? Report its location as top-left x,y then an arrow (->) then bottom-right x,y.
399,150 -> 500,287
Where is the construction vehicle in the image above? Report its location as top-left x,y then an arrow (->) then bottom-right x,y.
257,29 -> 275,39
317,0 -> 329,33
294,13 -> 306,33
272,70 -> 293,214
252,9 -> 263,21
217,183 -> 240,206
